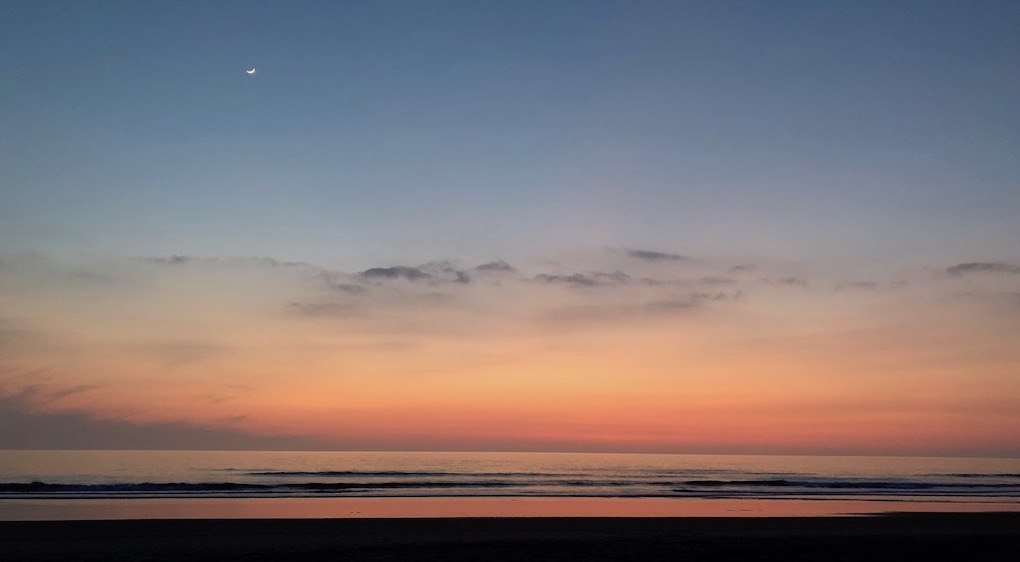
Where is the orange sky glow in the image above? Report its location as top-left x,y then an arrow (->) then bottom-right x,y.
1,253 -> 1017,456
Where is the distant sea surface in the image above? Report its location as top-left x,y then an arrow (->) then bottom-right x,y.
2,450 -> 1019,519
4,450 -> 1020,500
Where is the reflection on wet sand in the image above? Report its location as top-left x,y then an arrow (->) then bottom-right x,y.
3,496 -> 1019,521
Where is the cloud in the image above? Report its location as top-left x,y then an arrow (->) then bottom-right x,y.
286,302 -> 354,317
954,291 -> 1020,308
135,255 -> 316,269
946,262 -> 1020,276
593,271 -> 632,284
645,296 -> 709,312
361,265 -> 432,282
359,262 -> 471,284
533,273 -> 599,287
135,254 -> 196,265
318,271 -> 367,293
835,281 -> 880,292
0,395 -> 331,450
532,271 -> 632,287
7,383 -> 100,406
698,276 -> 737,286
538,289 -> 737,326
646,291 -> 738,312
761,277 -> 809,288
418,261 -> 471,284
475,260 -> 515,273
624,248 -> 689,262
329,281 -> 367,293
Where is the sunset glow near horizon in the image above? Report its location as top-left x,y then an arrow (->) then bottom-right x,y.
1,1 -> 1018,457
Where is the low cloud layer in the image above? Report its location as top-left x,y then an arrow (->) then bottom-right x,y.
0,395 -> 330,450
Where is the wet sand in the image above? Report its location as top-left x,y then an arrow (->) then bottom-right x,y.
2,512 -> 1018,561
5,495 -> 1019,520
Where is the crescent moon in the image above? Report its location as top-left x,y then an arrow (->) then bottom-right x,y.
246,68 -> 256,75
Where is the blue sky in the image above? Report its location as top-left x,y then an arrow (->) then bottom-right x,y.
3,1 -> 1017,269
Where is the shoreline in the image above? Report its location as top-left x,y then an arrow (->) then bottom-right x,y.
3,513 -> 1019,561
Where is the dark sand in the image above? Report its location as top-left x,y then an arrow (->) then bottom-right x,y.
2,513 -> 1018,561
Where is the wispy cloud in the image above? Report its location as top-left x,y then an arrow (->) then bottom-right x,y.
532,271 -> 633,287
135,255 -> 317,271
4,381 -> 101,407
947,262 -> 1020,275
286,302 -> 355,317
623,248 -> 689,262
645,292 -> 735,312
835,281 -> 880,292
761,276 -> 809,288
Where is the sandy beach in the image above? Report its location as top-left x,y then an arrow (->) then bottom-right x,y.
3,512 -> 1018,561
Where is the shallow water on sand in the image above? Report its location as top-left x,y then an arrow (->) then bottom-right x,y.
1,450 -> 1018,519
3,496 -> 1020,521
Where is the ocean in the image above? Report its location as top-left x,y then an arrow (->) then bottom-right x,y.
2,450 -> 1019,519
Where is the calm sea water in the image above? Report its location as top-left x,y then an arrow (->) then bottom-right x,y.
2,450 -> 1019,502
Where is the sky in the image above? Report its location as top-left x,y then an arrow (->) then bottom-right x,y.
1,1 -> 1018,456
